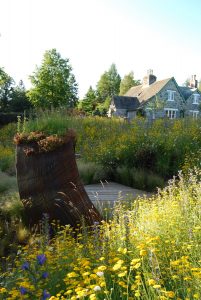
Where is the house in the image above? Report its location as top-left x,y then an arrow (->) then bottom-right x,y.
179,75 -> 201,119
108,70 -> 201,120
107,96 -> 139,119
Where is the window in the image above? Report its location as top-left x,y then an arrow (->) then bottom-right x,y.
167,90 -> 176,101
164,108 -> 178,119
190,110 -> 199,119
193,94 -> 200,104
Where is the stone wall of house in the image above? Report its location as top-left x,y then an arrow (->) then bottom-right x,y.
144,79 -> 184,119
185,91 -> 201,117
112,109 -> 127,117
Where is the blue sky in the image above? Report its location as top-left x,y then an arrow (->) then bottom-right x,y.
0,0 -> 201,98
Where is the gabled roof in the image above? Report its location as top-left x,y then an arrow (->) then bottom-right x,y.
112,96 -> 139,110
179,87 -> 193,100
179,86 -> 201,100
125,78 -> 172,103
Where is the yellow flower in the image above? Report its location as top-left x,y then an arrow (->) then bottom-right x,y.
153,284 -> 161,289
99,257 -> 105,261
89,293 -> 97,300
82,271 -> 90,276
133,262 -> 141,269
166,291 -> 175,298
97,265 -> 107,271
113,260 -> 124,271
140,249 -> 147,256
67,272 -> 79,278
64,290 -> 73,295
131,258 -> 141,265
135,290 -> 140,297
118,271 -> 127,277
148,279 -> 156,286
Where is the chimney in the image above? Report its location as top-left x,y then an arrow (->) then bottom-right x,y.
190,75 -> 198,89
143,69 -> 157,87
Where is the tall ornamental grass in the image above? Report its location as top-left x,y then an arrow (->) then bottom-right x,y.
24,110 -> 201,178
1,110 -> 201,180
1,171 -> 201,300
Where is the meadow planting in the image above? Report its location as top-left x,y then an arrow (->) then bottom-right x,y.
1,110 -> 201,187
0,111 -> 201,299
0,172 -> 201,299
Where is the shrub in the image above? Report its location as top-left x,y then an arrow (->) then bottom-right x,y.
77,160 -> 108,185
0,146 -> 15,172
115,167 -> 165,191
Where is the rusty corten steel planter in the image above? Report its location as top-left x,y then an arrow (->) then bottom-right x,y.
16,131 -> 102,227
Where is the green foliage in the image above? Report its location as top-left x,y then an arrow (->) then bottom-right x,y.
78,86 -> 97,115
0,67 -> 14,111
27,49 -> 78,108
119,71 -> 141,95
14,110 -> 201,182
96,96 -> 111,116
9,80 -> 32,112
77,160 -> 108,185
0,123 -> 16,173
2,110 -> 201,189
199,80 -> 201,92
96,63 -> 121,103
1,172 -> 201,299
0,148 -> 15,172
0,171 -> 17,193
115,166 -> 165,191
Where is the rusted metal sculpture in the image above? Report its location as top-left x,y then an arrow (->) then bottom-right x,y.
15,130 -> 102,228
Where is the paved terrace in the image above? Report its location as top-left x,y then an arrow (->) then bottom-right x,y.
85,181 -> 153,206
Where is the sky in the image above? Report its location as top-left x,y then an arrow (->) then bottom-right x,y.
0,0 -> 201,98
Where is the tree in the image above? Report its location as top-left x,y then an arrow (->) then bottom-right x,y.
119,71 -> 141,95
0,67 -> 14,111
96,64 -> 121,103
28,49 -> 78,108
199,80 -> 201,92
9,80 -> 32,112
78,86 -> 97,115
183,78 -> 190,87
146,94 -> 165,120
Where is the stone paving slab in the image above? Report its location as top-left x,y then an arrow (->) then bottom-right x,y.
85,181 -> 153,205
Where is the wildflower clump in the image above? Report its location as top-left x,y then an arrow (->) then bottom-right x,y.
1,172 -> 201,299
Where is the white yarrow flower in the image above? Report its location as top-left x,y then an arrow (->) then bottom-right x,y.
94,286 -> 101,292
96,271 -> 104,277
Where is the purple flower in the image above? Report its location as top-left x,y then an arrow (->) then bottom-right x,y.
37,254 -> 46,265
94,221 -> 100,226
42,290 -> 50,300
20,286 -> 27,295
42,271 -> 48,279
21,261 -> 30,270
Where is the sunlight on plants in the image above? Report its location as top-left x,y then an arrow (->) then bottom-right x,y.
1,171 -> 201,299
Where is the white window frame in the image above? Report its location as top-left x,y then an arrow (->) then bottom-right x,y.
164,108 -> 178,119
189,110 -> 199,119
167,90 -> 176,101
193,94 -> 200,104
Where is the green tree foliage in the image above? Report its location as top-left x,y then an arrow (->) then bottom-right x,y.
28,49 -> 78,108
0,67 -> 14,111
96,64 -> 121,103
9,80 -> 32,112
183,78 -> 190,87
78,86 -> 97,115
198,80 -> 201,92
119,71 -> 141,95
95,96 -> 111,116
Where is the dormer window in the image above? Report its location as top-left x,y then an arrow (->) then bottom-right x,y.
167,90 -> 176,101
193,94 -> 200,104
